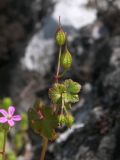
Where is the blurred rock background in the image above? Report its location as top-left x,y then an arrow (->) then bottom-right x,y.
0,0 -> 120,160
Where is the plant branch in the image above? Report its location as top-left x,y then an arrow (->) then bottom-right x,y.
55,46 -> 62,83
40,137 -> 48,160
2,130 -> 7,160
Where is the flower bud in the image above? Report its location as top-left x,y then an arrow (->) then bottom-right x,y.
55,28 -> 66,46
65,114 -> 74,127
58,114 -> 66,125
60,48 -> 72,70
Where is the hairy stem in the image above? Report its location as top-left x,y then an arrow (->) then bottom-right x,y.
2,130 -> 7,160
55,46 -> 62,83
40,137 -> 48,160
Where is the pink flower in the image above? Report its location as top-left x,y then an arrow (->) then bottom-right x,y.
0,106 -> 21,127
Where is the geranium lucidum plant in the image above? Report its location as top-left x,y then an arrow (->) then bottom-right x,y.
28,17 -> 82,160
0,106 -> 21,160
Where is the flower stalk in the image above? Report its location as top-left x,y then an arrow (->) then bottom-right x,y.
55,46 -> 62,83
40,137 -> 48,160
2,130 -> 7,160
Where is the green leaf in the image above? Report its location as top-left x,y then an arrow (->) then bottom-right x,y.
49,80 -> 81,104
49,84 -> 65,104
28,108 -> 42,133
64,79 -> 81,94
63,93 -> 79,103
28,105 -> 58,140
62,79 -> 81,103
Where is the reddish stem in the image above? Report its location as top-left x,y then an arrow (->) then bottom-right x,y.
55,46 -> 62,83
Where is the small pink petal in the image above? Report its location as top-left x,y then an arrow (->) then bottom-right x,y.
8,106 -> 15,116
12,115 -> 21,121
0,109 -> 8,117
8,119 -> 15,127
0,117 -> 7,123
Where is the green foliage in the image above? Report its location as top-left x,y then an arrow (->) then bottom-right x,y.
20,113 -> 28,131
14,112 -> 28,152
49,84 -> 65,104
64,79 -> 81,94
49,79 -> 81,104
28,103 -> 58,140
63,79 -> 81,103
0,155 -> 2,160
1,97 -> 12,110
7,151 -> 16,160
0,123 -> 9,132
13,132 -> 24,152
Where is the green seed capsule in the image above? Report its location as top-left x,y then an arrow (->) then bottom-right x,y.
58,114 -> 66,125
65,114 -> 74,127
55,28 -> 66,46
60,48 -> 72,70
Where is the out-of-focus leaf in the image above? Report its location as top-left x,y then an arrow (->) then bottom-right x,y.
0,124 -> 3,131
20,113 -> 28,131
7,151 -> 16,160
0,123 -> 9,132
0,155 -> 2,160
28,105 -> 58,140
1,98 -> 13,110
2,124 -> 9,132
13,133 -> 24,151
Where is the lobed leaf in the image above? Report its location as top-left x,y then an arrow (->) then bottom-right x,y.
64,79 -> 81,94
49,84 -> 65,104
62,79 -> 81,103
63,93 -> 79,103
28,105 -> 58,140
